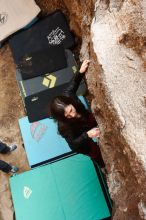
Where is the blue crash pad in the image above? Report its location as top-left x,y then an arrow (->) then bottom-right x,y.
19,117 -> 72,167
79,95 -> 89,110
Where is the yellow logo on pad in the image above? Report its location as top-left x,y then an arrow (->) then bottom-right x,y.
42,74 -> 57,88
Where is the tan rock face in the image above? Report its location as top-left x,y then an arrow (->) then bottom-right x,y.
91,1 -> 146,219
0,0 -> 146,220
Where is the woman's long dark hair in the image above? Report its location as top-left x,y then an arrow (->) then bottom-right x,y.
50,96 -> 89,134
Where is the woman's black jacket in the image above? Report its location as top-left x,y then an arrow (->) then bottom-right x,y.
58,71 -> 97,155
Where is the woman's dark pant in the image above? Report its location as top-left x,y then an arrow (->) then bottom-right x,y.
0,141 -> 10,154
88,141 -> 105,168
0,160 -> 12,173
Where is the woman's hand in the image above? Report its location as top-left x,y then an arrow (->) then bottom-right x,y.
79,59 -> 90,74
87,127 -> 100,138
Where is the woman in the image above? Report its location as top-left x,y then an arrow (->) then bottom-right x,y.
50,60 -> 104,167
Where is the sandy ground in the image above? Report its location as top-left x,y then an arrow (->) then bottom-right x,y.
0,44 -> 30,220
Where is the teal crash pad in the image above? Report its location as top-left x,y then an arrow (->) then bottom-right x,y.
10,154 -> 111,220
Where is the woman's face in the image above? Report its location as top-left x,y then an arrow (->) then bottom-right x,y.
64,104 -> 78,119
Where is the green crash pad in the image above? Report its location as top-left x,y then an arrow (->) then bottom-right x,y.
10,154 -> 111,220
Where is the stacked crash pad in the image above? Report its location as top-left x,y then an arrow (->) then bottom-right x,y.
16,50 -> 86,122
9,10 -> 75,65
9,10 -> 86,122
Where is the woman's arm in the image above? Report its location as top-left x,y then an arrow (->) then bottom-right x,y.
62,130 -> 90,150
61,127 -> 100,151
62,60 -> 90,97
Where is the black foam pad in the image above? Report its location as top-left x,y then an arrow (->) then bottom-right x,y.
9,10 -> 75,64
18,46 -> 67,80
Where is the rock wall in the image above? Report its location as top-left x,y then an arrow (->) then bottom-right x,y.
91,1 -> 146,219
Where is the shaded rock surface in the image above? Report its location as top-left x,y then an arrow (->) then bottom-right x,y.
91,1 -> 146,219
0,0 -> 146,220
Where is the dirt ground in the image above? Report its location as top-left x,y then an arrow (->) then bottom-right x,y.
0,44 -> 30,220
